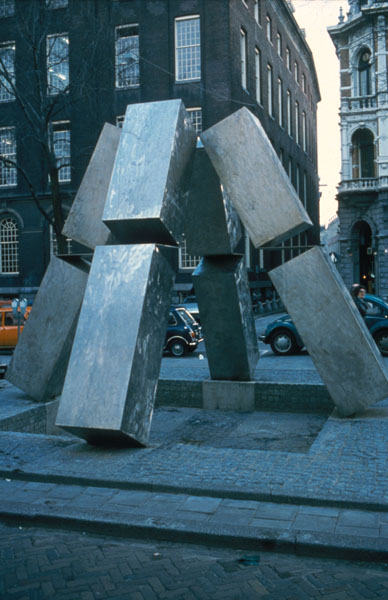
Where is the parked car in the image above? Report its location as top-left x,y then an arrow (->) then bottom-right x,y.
164,306 -> 203,357
0,305 -> 31,349
259,293 -> 388,356
179,295 -> 200,323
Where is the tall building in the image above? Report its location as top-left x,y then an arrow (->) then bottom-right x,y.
0,0 -> 320,302
329,0 -> 388,297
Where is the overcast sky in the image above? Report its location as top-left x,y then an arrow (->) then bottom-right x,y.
292,0 -> 344,226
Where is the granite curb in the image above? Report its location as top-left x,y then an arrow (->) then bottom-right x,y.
1,498 -> 388,563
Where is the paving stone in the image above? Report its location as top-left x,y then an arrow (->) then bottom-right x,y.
337,510 -> 379,528
291,514 -> 336,532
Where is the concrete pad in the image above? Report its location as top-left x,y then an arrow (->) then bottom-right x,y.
62,123 -> 121,249
193,255 -> 258,381
103,99 -> 197,245
184,147 -> 241,255
203,380 -> 255,411
56,244 -> 175,446
269,246 -> 388,416
200,107 -> 312,247
7,256 -> 88,402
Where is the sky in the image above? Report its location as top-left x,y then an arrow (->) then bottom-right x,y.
292,0 -> 344,226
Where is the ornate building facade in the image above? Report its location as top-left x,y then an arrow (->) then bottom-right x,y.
329,0 -> 388,297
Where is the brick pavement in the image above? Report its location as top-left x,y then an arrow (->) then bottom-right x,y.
1,523 -> 388,599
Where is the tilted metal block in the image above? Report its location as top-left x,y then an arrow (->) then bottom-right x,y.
7,256 -> 89,402
269,246 -> 388,416
193,255 -> 258,381
184,148 -> 241,255
201,107 -> 312,248
63,123 -> 121,249
103,99 -> 197,245
56,244 -> 175,446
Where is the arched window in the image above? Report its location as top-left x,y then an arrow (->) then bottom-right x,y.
0,217 -> 18,274
358,49 -> 371,96
351,129 -> 375,178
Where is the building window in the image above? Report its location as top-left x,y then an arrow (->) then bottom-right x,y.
46,0 -> 68,8
47,33 -> 69,95
187,107 -> 202,134
294,60 -> 299,83
278,77 -> 283,127
351,128 -> 375,178
302,111 -> 307,151
286,47 -> 291,70
0,218 -> 18,274
175,16 -> 201,82
302,73 -> 306,93
116,115 -> 125,128
115,24 -> 139,88
254,0 -> 260,24
267,64 -> 273,117
0,42 -> 15,102
50,225 -> 72,257
0,0 -> 14,17
277,32 -> 282,57
240,28 -> 247,90
358,49 -> 372,96
266,15 -> 272,42
295,101 -> 299,144
0,127 -> 16,187
51,121 -> 71,182
255,48 -> 261,104
296,165 -> 300,196
303,172 -> 307,208
286,90 -> 292,136
179,239 -> 201,270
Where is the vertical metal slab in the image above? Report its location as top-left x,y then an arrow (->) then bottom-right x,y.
193,255 -> 258,381
7,256 -> 88,402
201,107 -> 312,247
269,246 -> 388,416
102,99 -> 197,245
56,244 -> 175,446
62,123 -> 121,249
184,148 -> 241,255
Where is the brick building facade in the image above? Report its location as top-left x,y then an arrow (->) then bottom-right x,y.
329,0 -> 388,298
0,0 -> 320,302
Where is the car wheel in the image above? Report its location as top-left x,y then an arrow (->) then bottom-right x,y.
373,331 -> 388,356
168,340 -> 187,357
269,329 -> 299,355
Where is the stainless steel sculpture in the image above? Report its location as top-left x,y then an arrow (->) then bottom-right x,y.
7,256 -> 88,402
56,244 -> 175,445
201,107 -> 312,247
63,123 -> 121,249
269,247 -> 388,416
103,100 -> 196,245
193,255 -> 258,381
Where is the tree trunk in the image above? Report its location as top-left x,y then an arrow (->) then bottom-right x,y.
49,167 -> 67,255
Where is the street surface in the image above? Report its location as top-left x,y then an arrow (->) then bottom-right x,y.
2,522 -> 388,599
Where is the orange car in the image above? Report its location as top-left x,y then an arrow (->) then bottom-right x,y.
0,305 -> 31,349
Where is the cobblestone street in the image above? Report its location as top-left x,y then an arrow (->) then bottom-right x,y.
2,523 -> 388,600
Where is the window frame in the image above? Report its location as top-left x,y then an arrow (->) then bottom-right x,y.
46,33 -> 69,96
50,121 -> 71,183
267,63 -> 273,117
0,126 -> 16,187
0,217 -> 18,274
115,23 -> 140,89
187,107 -> 202,134
0,41 -> 15,103
240,27 -> 247,90
175,15 -> 201,83
277,77 -> 283,127
179,238 -> 201,270
255,47 -> 262,105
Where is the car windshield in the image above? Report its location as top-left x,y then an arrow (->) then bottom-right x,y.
178,308 -> 195,326
183,296 -> 196,304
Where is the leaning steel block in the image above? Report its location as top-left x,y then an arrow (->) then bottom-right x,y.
269,246 -> 388,416
7,256 -> 89,402
184,147 -> 241,255
193,255 -> 258,381
103,99 -> 197,245
63,123 -> 121,249
56,244 -> 175,446
201,107 -> 312,248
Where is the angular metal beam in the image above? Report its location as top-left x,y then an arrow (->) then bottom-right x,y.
201,107 -> 312,248
269,246 -> 388,416
193,255 -> 258,381
56,244 -> 175,446
102,100 -> 197,246
7,256 -> 89,402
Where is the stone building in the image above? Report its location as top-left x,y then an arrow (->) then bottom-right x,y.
329,0 -> 388,298
0,0 -> 320,302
